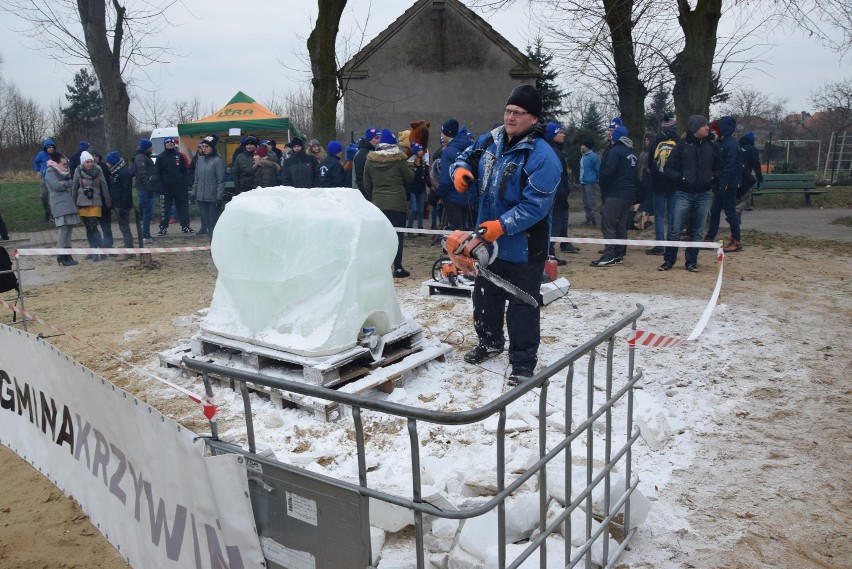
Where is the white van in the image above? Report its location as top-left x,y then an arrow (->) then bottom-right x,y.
149,127 -> 182,163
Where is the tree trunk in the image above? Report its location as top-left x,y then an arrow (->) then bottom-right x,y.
307,0 -> 347,144
77,0 -> 131,154
670,0 -> 722,131
603,0 -> 647,140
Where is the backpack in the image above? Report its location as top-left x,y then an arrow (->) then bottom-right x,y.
653,139 -> 677,174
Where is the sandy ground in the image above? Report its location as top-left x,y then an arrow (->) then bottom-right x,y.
0,220 -> 850,568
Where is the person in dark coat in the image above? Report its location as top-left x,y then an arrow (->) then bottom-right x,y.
659,115 -> 721,272
281,137 -> 319,188
133,139 -> 156,242
67,141 -> 90,181
545,122 -> 577,264
405,142 -> 430,233
354,127 -> 381,198
704,116 -> 742,252
154,137 -> 192,235
232,135 -> 258,195
736,131 -> 763,219
343,142 -> 358,188
592,125 -> 638,266
317,141 -> 345,187
645,116 -> 679,255
438,119 -> 477,230
104,151 -> 135,259
252,145 -> 281,188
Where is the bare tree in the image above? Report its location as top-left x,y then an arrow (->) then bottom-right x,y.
810,78 -> 852,133
307,0 -> 347,144
0,0 -> 177,153
721,88 -> 789,133
3,84 -> 49,147
168,97 -> 202,125
135,89 -> 168,131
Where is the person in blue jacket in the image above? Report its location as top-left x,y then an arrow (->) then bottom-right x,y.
579,139 -> 600,225
451,84 -> 561,385
591,125 -> 638,266
704,115 -> 743,252
438,119 -> 477,230
33,138 -> 59,222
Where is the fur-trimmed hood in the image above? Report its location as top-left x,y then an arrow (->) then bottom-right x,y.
366,146 -> 408,163
254,157 -> 280,171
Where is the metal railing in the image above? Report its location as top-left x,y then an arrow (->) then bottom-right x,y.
183,303 -> 645,569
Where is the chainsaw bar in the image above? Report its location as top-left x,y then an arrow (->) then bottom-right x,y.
478,265 -> 539,307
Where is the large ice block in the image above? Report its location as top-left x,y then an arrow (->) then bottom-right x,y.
202,187 -> 406,356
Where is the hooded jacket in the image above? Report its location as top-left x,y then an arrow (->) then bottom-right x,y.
363,144 -> 414,211
714,116 -> 741,190
33,139 -> 57,177
739,134 -> 763,187
193,152 -> 226,202
579,148 -> 600,184
599,137 -> 638,201
453,123 -> 561,263
439,130 -> 477,207
232,149 -> 257,193
133,148 -> 156,193
317,154 -> 345,188
665,130 -> 720,193
154,147 -> 189,190
281,149 -> 319,188
253,156 -> 281,188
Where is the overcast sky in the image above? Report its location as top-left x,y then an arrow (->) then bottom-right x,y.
0,0 -> 847,127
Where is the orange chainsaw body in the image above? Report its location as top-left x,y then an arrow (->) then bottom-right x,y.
443,230 -> 491,276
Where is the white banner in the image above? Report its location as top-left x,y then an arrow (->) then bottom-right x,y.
0,324 -> 264,569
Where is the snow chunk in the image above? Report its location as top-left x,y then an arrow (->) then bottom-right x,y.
634,390 -> 672,451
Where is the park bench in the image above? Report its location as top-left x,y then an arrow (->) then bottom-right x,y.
751,173 -> 825,206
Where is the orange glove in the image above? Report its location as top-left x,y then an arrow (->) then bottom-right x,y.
478,220 -> 504,242
453,167 -> 474,192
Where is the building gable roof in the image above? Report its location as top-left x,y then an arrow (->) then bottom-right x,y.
341,0 -> 540,78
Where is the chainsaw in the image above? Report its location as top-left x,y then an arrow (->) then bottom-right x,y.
441,229 -> 538,307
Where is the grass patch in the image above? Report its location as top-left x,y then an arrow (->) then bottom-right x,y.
751,184 -> 852,209
0,181 -> 54,232
830,216 -> 852,227
742,229 -> 852,256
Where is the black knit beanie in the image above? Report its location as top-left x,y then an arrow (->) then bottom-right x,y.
506,84 -> 542,118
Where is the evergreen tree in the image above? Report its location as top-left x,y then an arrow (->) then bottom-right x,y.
580,103 -> 605,140
710,70 -> 730,106
645,86 -> 675,132
526,37 -> 566,123
62,68 -> 104,135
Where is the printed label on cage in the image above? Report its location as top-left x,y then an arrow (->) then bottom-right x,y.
286,491 -> 318,526
244,458 -> 263,474
259,536 -> 316,569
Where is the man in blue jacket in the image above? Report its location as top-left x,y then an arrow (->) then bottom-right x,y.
592,125 -> 637,266
438,118 -> 477,230
32,138 -> 58,222
451,84 -> 561,385
579,139 -> 600,225
704,116 -> 743,252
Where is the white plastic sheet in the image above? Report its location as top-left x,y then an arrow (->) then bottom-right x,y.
204,187 -> 406,356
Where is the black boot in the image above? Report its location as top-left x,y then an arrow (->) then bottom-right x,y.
65,255 -> 78,266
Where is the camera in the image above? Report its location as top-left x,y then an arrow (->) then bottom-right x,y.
83,186 -> 94,199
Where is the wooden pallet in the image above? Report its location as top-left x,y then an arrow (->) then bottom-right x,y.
158,324 -> 453,421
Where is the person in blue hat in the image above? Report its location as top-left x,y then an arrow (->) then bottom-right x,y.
354,127 -> 382,199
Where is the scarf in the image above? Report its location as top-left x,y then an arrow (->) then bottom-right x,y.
108,158 -> 125,176
47,160 -> 69,178
79,163 -> 100,187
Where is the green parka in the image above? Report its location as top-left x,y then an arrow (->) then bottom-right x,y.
363,146 -> 414,212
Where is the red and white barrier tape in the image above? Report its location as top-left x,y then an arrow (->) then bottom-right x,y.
396,228 -> 720,250
15,245 -> 210,257
628,248 -> 726,348
0,297 -> 217,420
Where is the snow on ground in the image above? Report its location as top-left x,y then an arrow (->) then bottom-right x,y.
156,284 -> 801,568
